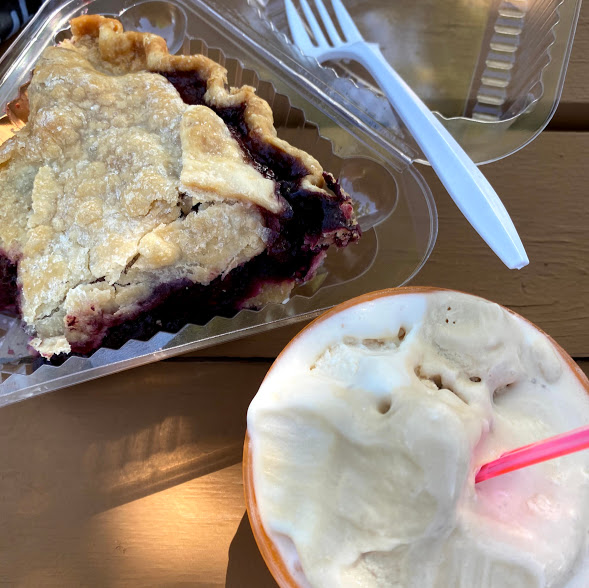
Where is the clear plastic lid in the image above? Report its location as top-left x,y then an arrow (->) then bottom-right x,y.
0,0 -> 438,405
0,0 -> 579,404
251,0 -> 582,164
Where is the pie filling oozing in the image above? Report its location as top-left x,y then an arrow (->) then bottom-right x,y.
0,15 -> 360,359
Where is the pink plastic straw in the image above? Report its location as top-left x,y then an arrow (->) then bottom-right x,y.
475,424 -> 589,484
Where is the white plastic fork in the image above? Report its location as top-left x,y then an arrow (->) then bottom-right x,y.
285,0 -> 529,270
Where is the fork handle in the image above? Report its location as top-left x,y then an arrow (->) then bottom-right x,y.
337,43 -> 528,270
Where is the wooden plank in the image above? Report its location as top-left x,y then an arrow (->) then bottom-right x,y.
553,2 -> 589,116
412,131 -> 589,358
0,360 -> 272,587
550,3 -> 589,130
189,131 -> 589,359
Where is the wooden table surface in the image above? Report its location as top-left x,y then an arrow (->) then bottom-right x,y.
2,4 -> 589,587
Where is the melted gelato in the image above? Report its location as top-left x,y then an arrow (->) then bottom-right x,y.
247,291 -> 589,588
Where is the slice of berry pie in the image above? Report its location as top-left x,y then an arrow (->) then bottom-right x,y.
0,15 -> 360,359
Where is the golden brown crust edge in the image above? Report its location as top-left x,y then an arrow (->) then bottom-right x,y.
69,15 -> 326,190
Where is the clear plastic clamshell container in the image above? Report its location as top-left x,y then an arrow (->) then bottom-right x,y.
0,0 -> 580,405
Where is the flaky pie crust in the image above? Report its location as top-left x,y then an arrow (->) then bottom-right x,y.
0,15 -> 358,358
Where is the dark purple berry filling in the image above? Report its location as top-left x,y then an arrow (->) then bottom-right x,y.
159,71 -> 208,108
0,254 -> 18,313
94,248 -> 318,353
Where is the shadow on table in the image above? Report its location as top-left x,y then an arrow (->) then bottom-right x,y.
226,512 -> 278,588
0,358 -> 270,585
